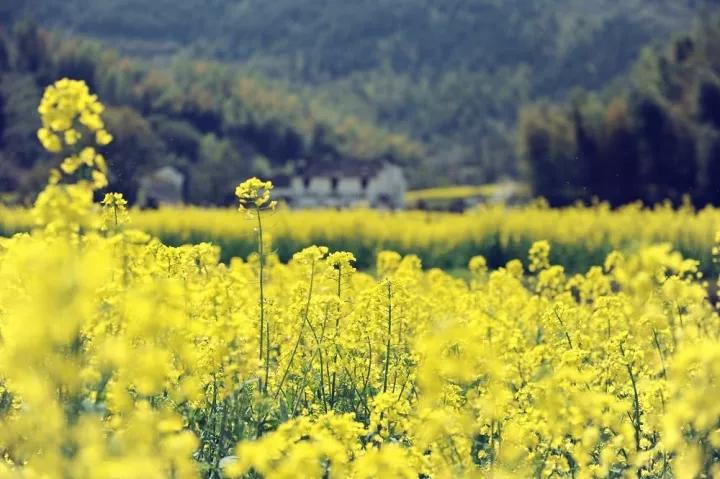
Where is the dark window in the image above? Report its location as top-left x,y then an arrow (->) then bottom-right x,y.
303,177 -> 311,189
331,177 -> 339,192
361,176 -> 369,190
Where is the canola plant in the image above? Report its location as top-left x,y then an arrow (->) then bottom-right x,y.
4,199 -> 720,273
0,79 -> 719,478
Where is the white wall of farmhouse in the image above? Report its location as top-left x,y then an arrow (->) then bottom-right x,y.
308,177 -> 332,195
338,177 -> 363,196
367,163 -> 406,208
273,161 -> 406,209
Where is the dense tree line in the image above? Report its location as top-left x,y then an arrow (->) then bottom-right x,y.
8,0 -> 699,87
520,13 -> 720,206
0,22 -> 422,204
7,0 -> 707,186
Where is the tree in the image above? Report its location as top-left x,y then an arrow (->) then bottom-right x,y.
103,106 -> 165,202
519,104 -> 582,204
13,21 -> 50,77
0,73 -> 44,170
601,97 -> 640,204
189,134 -> 248,205
0,31 -> 9,71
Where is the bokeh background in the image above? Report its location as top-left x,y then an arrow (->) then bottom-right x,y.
2,0 -> 720,207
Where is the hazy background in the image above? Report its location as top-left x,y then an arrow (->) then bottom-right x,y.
0,0 -> 718,205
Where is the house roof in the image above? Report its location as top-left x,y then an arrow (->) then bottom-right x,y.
140,166 -> 184,187
271,174 -> 291,187
152,166 -> 184,183
298,159 -> 387,178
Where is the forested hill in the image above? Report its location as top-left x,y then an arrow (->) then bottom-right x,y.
4,0 -> 703,92
2,0 -> 713,187
0,24 -> 422,205
519,12 -> 720,207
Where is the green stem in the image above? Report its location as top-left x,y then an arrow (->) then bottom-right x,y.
330,264 -> 342,406
554,308 -> 573,349
303,301 -> 329,412
651,328 -> 667,379
382,280 -> 393,394
211,400 -> 228,479
620,344 -> 643,462
273,260 -> 316,400
255,206 -> 268,394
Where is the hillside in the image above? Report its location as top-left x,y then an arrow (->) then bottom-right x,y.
519,12 -> 720,206
0,24 -> 422,205
6,0 -> 709,186
6,1 -> 702,88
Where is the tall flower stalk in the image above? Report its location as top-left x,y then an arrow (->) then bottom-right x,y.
235,178 -> 276,394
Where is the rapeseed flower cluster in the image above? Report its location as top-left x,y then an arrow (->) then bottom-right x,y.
37,78 -> 112,191
0,80 -> 718,478
6,199 -> 720,273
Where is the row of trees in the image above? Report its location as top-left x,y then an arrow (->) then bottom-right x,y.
8,0 -> 704,187
0,22 -> 422,204
520,13 -> 720,206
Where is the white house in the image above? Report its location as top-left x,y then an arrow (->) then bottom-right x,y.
272,160 -> 406,209
137,166 -> 185,208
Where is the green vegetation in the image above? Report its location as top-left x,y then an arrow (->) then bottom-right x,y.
520,11 -> 720,206
404,183 -> 530,210
0,22 -> 422,204
2,201 -> 719,274
405,182 -> 529,202
5,0 -> 706,189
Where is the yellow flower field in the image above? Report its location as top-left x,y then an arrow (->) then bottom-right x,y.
4,199 -> 720,273
1,80 -> 719,478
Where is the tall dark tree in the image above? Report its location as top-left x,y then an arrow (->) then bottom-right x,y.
520,12 -> 720,206
0,32 -> 9,72
13,21 -> 49,76
103,107 -> 165,203
602,98 -> 640,204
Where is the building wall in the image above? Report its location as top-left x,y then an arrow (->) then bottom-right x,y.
367,163 -> 406,209
337,177 -> 363,196
290,177 -> 305,195
308,177 -> 332,195
279,162 -> 407,209
137,166 -> 185,207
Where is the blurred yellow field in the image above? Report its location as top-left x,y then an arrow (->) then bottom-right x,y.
4,198 -> 720,272
2,79 -> 720,479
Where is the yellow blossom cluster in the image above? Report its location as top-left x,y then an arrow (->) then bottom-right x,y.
1,82 -> 719,478
37,78 -> 112,191
37,78 -> 112,152
6,199 -> 720,273
235,178 -> 277,212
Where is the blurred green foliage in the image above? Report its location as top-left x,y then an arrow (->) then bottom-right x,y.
520,11 -> 720,206
0,21 -> 422,204
4,0 -> 705,189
